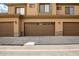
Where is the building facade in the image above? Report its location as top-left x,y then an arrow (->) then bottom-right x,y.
0,3 -> 79,37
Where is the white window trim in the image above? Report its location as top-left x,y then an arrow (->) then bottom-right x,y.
39,4 -> 50,13
65,7 -> 74,15
16,8 -> 25,15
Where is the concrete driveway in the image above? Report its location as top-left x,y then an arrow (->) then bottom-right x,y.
0,36 -> 79,45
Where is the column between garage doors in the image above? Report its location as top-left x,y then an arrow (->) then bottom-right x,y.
14,18 -> 20,37
55,21 -> 63,36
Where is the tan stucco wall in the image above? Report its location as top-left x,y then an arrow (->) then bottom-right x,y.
55,20 -> 63,36
8,3 -> 79,16
26,4 -> 38,16
74,6 -> 79,15
8,6 -> 15,15
0,18 -> 20,37
52,3 -> 56,15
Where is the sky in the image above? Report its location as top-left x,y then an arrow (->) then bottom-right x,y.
0,3 -> 8,13
0,0 -> 26,3
0,0 -> 79,3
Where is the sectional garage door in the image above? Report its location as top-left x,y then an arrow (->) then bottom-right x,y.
24,22 -> 55,36
0,22 -> 14,37
63,22 -> 79,36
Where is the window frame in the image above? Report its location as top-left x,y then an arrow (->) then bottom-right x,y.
65,6 -> 74,15
29,3 -> 35,8
15,7 -> 25,15
57,6 -> 62,10
39,3 -> 51,15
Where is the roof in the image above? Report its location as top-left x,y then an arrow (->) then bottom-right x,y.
6,3 -> 79,5
56,3 -> 79,5
0,14 -> 79,19
0,14 -> 20,18
6,3 -> 27,6
21,15 -> 79,19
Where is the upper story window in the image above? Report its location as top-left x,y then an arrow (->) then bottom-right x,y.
65,7 -> 74,15
29,4 -> 35,8
0,4 -> 8,13
57,6 -> 61,10
56,6 -> 62,15
15,7 -> 25,15
39,3 -> 50,13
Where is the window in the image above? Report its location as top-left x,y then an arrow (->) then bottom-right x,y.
56,6 -> 62,15
16,7 -> 25,15
39,3 -> 50,13
29,4 -> 35,8
57,6 -> 61,10
65,7 -> 74,15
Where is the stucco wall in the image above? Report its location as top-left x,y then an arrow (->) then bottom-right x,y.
74,6 -> 79,15
26,4 -> 38,16
52,3 -> 56,15
8,6 -> 15,15
8,3 -> 79,16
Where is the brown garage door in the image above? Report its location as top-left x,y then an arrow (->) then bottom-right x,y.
0,22 -> 14,37
63,22 -> 79,36
24,22 -> 55,36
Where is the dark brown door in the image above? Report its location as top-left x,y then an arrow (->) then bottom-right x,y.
0,22 -> 14,37
63,22 -> 79,36
24,22 -> 55,36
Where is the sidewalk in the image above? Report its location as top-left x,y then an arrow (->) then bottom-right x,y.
0,36 -> 79,45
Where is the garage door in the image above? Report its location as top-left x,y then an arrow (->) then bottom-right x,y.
63,22 -> 79,36
24,22 -> 55,36
0,22 -> 14,37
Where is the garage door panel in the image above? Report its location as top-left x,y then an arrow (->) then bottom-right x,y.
24,22 -> 55,36
0,22 -> 14,37
63,22 -> 79,36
